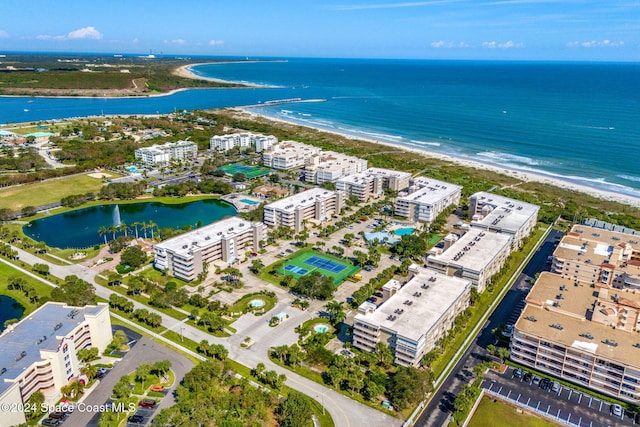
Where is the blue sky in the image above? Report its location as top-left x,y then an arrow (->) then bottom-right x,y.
0,1 -> 637,61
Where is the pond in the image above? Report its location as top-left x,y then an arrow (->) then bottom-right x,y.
0,295 -> 25,331
23,199 -> 236,249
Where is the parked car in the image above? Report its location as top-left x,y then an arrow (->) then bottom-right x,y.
139,400 -> 157,409
551,381 -> 560,393
48,412 -> 67,420
522,372 -> 532,383
532,376 -> 541,386
611,403 -> 623,417
149,384 -> 165,392
41,419 -> 61,427
539,378 -> 551,390
513,368 -> 523,379
128,414 -> 145,423
374,292 -> 384,298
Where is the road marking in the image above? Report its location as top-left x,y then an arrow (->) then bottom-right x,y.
568,390 -> 572,400
516,393 -> 521,402
567,414 -> 571,423
498,386 -> 503,394
526,397 -> 530,406
588,396 -> 592,407
488,382 -> 494,391
599,400 -> 603,412
557,408 -> 561,419
506,390 -> 511,399
546,405 -> 550,414
536,401 -> 540,411
577,393 -> 582,404
578,416 -> 582,426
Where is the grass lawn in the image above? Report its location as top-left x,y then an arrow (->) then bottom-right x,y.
276,249 -> 359,285
228,292 -> 277,316
468,397 -> 558,427
0,173 -> 111,211
0,262 -> 54,315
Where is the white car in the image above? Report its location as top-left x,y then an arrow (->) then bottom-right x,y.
611,403 -> 623,417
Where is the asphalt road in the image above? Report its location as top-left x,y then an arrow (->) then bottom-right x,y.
415,229 -> 563,427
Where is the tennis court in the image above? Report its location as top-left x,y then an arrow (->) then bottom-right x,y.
279,251 -> 359,285
219,163 -> 271,179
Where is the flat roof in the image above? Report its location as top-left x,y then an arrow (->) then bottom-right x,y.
516,272 -> 640,368
337,167 -> 412,185
398,177 -> 462,206
154,217 -> 259,257
0,302 -> 107,394
355,268 -> 469,342
265,188 -> 338,213
265,140 -> 320,156
470,192 -> 539,234
428,228 -> 512,272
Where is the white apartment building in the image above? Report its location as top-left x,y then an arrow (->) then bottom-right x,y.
511,272 -> 640,404
262,140 -> 322,170
469,192 -> 539,248
353,265 -> 470,367
303,152 -> 368,184
336,168 -> 412,202
552,224 -> 640,289
263,188 -> 345,232
210,132 -> 277,153
154,217 -> 265,281
135,140 -> 198,165
426,228 -> 512,292
395,177 -> 462,223
0,303 -> 112,426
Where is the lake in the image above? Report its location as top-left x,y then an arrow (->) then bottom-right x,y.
23,199 -> 236,248
0,295 -> 25,331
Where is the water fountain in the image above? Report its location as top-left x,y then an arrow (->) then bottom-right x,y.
113,205 -> 121,227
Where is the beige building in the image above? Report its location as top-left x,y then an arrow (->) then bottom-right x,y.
353,265 -> 470,367
134,140 -> 198,165
0,303 -> 112,426
335,168 -> 412,202
263,188 -> 345,233
395,177 -> 462,223
469,192 -> 539,248
510,272 -> 640,404
303,152 -> 368,184
154,217 -> 265,281
210,132 -> 277,152
262,140 -> 321,170
552,224 -> 640,288
426,228 -> 512,292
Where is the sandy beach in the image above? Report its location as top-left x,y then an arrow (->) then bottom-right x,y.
174,63 -> 276,88
234,108 -> 640,209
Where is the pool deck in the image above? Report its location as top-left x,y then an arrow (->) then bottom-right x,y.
221,193 -> 262,212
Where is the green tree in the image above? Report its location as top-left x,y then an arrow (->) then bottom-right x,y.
135,363 -> 151,386
120,246 -> 147,268
278,391 -> 313,427
50,275 -> 96,306
232,172 -> 247,182
291,271 -> 334,300
113,376 -> 131,399
33,263 -> 50,276
387,366 -> 433,409
25,390 -> 45,420
325,301 -> 346,326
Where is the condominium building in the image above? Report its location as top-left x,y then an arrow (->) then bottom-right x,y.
0,302 -> 112,426
353,265 -> 470,367
336,168 -> 412,202
263,188 -> 345,232
510,272 -> 640,404
469,192 -> 539,248
426,228 -> 512,292
303,152 -> 368,184
395,177 -> 462,223
154,217 -> 265,281
210,132 -> 277,152
135,140 -> 198,165
552,224 -> 640,289
262,140 -> 321,170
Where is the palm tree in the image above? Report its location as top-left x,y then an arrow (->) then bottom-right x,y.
118,223 -> 129,237
108,225 -> 117,240
131,222 -> 140,239
98,226 -> 108,244
141,221 -> 148,239
147,221 -> 157,240
326,301 -> 346,326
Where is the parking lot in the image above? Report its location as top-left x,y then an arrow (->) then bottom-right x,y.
482,366 -> 638,426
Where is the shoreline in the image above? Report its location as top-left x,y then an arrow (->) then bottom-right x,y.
173,63 -> 278,89
235,107 -> 640,209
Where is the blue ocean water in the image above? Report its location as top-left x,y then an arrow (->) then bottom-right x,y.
1,58 -> 638,198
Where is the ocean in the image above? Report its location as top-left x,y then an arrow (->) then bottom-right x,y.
2,58 -> 639,198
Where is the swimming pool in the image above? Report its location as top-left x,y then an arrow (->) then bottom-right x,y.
126,166 -> 140,173
394,228 -> 415,236
240,199 -> 259,205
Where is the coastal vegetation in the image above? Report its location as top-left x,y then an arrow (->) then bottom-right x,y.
0,54 -> 248,97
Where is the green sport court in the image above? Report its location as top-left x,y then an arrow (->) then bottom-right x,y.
279,252 -> 359,285
219,163 -> 271,179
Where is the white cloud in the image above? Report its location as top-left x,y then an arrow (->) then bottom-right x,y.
0,30 -> 9,38
567,40 -> 624,48
482,40 -> 523,48
67,26 -> 102,40
430,40 -> 469,48
36,26 -> 102,41
164,39 -> 186,45
328,1 -> 462,11
132,38 -> 139,45
209,39 -> 224,46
